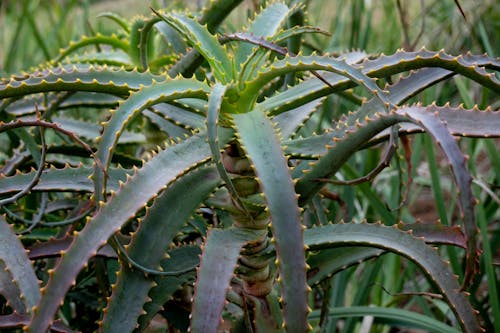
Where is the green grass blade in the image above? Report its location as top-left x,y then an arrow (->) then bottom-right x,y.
476,204 -> 500,332
310,306 -> 460,333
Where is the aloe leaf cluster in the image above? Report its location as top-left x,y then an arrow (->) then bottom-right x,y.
0,1 -> 499,332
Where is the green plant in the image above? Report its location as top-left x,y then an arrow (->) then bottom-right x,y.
0,1 -> 499,332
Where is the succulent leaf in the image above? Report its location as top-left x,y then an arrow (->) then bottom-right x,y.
233,108 -> 309,333
304,222 -> 481,333
102,167 -> 221,332
191,228 -> 255,333
0,215 -> 40,314
27,132 -> 229,333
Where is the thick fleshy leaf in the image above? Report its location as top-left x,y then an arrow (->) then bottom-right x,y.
93,79 -> 210,201
233,108 -> 309,333
285,105 -> 500,158
102,167 -> 221,332
0,215 -> 40,314
234,2 -> 290,70
0,165 -> 130,194
137,245 -> 200,332
259,51 -> 499,116
304,222 -> 481,333
27,132 -> 230,333
191,228 -> 256,333
241,55 -> 391,113
54,33 -> 129,63
395,105 -> 478,288
0,65 -> 164,99
155,12 -> 233,83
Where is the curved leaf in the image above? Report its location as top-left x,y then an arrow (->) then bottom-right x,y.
137,245 -> 200,332
54,34 -> 129,63
93,79 -> 210,201
0,215 -> 40,314
241,54 -> 391,112
191,228 -> 256,333
166,0 -> 245,77
102,167 -> 221,332
395,105 -> 478,288
235,2 -> 290,68
285,105 -> 500,158
0,65 -> 164,99
260,51 -> 499,116
0,165 -> 130,194
27,132 -> 223,333
304,222 -> 481,333
154,12 -> 233,83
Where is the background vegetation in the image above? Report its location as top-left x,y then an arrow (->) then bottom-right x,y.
0,0 -> 498,332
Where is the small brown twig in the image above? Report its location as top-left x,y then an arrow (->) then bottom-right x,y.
0,119 -> 47,207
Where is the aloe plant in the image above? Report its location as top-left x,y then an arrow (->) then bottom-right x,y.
0,1 -> 499,332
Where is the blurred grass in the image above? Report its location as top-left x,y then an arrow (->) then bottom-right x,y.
1,0 -> 497,75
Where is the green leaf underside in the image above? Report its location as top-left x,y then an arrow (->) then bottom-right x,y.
304,222 -> 480,332
102,167 -> 221,332
233,108 -> 309,332
309,306 -> 460,333
191,228 -> 256,333
27,132 -> 226,333
93,79 -> 210,201
0,216 -> 40,314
